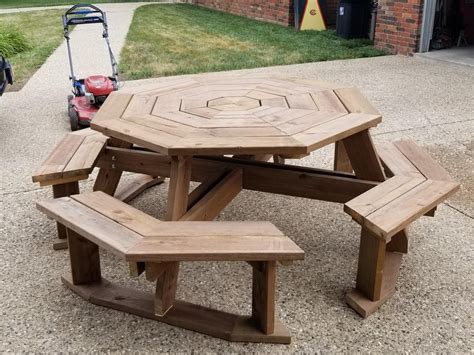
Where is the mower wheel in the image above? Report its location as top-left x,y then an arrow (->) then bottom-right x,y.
67,94 -> 74,102
68,105 -> 79,131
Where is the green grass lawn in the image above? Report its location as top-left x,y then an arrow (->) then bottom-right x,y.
120,4 -> 385,80
0,10 -> 65,91
0,0 -> 158,9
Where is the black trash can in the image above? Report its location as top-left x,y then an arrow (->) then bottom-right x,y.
336,0 -> 370,38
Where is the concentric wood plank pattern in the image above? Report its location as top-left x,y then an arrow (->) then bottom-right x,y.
91,77 -> 382,155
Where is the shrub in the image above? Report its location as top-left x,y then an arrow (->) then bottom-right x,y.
0,24 -> 31,57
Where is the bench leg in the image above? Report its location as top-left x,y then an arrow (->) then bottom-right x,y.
346,227 -> 403,317
66,229 -> 101,285
52,182 -> 79,250
334,140 -> 353,173
251,261 -> 276,334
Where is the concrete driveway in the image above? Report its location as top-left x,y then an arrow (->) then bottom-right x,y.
0,4 -> 472,351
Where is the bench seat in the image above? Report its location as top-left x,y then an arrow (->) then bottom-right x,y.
344,175 -> 459,240
37,191 -> 303,262
345,139 -> 460,240
36,191 -> 304,343
377,139 -> 454,181
32,129 -> 108,186
32,129 -> 164,249
343,139 -> 459,317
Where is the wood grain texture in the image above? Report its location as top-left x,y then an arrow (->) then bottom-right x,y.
180,169 -> 242,221
114,175 -> 165,203
96,149 -> 378,204
252,261 -> 276,334
32,129 -> 107,184
393,139 -> 453,181
91,77 -> 381,156
67,229 -> 101,285
342,129 -> 386,182
93,138 -> 132,195
52,182 -> 79,239
61,276 -> 291,343
37,197 -> 143,257
166,156 -> 192,221
125,233 -> 304,262
356,228 -> 386,301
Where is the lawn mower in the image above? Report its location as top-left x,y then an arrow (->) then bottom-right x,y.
64,4 -> 119,131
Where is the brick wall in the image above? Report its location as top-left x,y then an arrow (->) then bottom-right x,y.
194,0 -> 294,26
374,0 -> 424,54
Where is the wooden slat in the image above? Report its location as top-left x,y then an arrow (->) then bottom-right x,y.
62,277 -> 291,344
122,94 -> 157,118
125,115 -> 194,138
92,92 -> 133,123
276,111 -> 347,135
91,119 -> 176,155
32,134 -> 85,182
39,174 -> 89,187
344,176 -> 426,224
180,169 -> 242,221
310,90 -> 348,113
62,132 -> 108,177
394,139 -> 453,181
364,179 -> 460,239
126,233 -> 304,262
334,87 -> 380,114
377,142 -> 425,178
285,93 -> 318,110
146,221 -> 284,238
71,191 -> 162,237
96,148 -> 378,204
294,113 -> 382,154
114,175 -> 165,203
169,136 -> 307,156
36,197 -> 142,257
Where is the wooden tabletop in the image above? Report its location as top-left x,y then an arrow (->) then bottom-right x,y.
91,77 -> 382,156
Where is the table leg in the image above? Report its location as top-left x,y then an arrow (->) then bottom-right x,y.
153,155 -> 192,316
93,138 -> 131,195
342,129 -> 408,316
334,140 -> 352,173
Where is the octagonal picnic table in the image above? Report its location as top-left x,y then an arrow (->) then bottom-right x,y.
89,75 -> 391,310
34,74 -> 460,343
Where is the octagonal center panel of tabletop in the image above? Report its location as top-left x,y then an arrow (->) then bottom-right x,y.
95,77 -> 381,156
208,96 -> 261,112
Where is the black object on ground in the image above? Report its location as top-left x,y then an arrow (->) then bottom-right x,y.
336,0 -> 370,38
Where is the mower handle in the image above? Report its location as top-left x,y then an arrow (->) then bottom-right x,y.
65,3 -> 104,16
63,4 -> 107,29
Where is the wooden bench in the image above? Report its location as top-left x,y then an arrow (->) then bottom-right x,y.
36,191 -> 304,344
343,139 -> 459,317
32,129 -> 163,249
